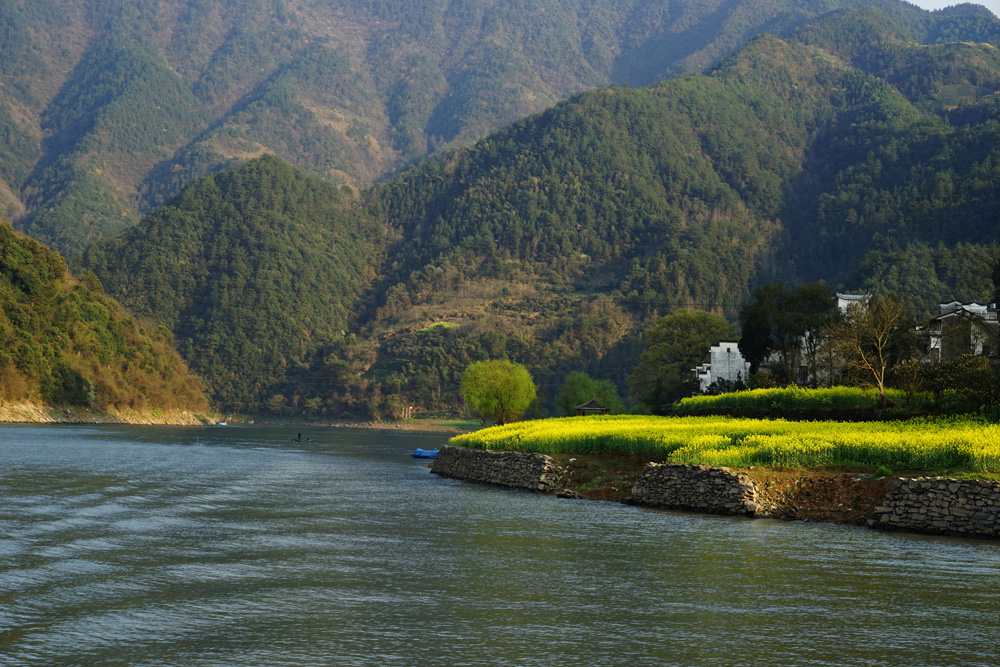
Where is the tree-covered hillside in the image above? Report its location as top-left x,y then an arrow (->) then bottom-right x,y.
3,0 -> 999,254
369,20 -> 1000,323
81,155 -> 383,412
0,221 -> 208,411
81,9 -> 1000,417
777,9 -> 1000,309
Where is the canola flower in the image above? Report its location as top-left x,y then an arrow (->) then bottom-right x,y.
449,414 -> 1000,472
674,386 -> 936,414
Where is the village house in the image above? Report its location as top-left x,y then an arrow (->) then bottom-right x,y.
836,292 -> 870,312
920,301 -> 999,362
574,398 -> 611,415
694,342 -> 751,393
694,293 -> 998,392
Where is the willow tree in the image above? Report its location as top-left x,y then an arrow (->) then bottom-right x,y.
460,360 -> 536,426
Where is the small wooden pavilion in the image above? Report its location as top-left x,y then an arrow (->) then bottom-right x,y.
574,398 -> 610,416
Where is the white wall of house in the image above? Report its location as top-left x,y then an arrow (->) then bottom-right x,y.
836,292 -> 869,313
924,303 -> 999,360
696,342 -> 751,392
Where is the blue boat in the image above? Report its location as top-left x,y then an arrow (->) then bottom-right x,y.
411,448 -> 439,459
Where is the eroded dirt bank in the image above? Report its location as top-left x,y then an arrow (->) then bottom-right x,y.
549,453 -> 897,526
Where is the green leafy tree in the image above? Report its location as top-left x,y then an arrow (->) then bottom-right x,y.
629,310 -> 737,414
920,355 -> 998,411
460,359 -> 537,426
738,282 -> 838,383
303,396 -> 323,417
554,372 -> 624,416
267,394 -> 288,415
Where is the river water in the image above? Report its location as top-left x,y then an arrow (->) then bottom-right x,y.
1,424 -> 998,666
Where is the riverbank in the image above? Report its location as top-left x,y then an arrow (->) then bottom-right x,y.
228,415 -> 477,434
434,447 -> 1000,536
432,447 -> 894,525
545,452 -> 896,526
0,401 -> 213,426
0,405 -> 477,432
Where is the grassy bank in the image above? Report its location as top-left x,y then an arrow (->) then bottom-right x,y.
450,414 -> 1000,474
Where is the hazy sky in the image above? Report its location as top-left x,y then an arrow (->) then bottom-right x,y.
909,0 -> 999,16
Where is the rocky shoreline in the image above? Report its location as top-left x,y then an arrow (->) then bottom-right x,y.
432,448 -> 896,526
432,447 -> 1000,538
0,401 -> 212,426
0,405 -> 473,432
543,452 -> 896,526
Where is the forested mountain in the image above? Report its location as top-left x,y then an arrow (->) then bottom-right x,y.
0,222 -> 208,412
369,12 -> 1000,324
81,155 -> 382,411
2,0 -> 999,253
81,9 -> 1000,416
780,9 -> 1000,301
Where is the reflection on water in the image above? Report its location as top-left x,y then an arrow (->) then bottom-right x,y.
1,424 -> 998,666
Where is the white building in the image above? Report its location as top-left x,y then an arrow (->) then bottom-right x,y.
836,292 -> 870,312
694,342 -> 751,393
939,301 -> 990,318
922,301 -> 998,362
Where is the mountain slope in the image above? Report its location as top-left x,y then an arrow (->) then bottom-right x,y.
4,0 -> 1000,253
0,221 -> 208,411
772,10 -> 1000,302
81,9 -> 1000,416
81,155 -> 383,411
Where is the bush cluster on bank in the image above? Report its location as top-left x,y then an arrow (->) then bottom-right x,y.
674,386 -> 933,415
672,384 -> 1000,419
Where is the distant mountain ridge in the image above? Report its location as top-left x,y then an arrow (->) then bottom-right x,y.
2,0 -> 1000,253
80,9 -> 1000,415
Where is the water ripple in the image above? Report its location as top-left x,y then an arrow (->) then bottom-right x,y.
2,424 -> 999,667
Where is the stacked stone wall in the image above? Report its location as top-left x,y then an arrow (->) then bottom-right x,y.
430,445 -> 561,493
872,477 -> 1000,538
630,463 -> 760,516
431,446 -> 1000,539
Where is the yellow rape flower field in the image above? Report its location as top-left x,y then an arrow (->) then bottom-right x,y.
450,415 -> 1000,473
674,386 -> 931,413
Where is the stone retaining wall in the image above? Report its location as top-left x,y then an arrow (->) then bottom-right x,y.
630,463 -> 760,516
871,477 -> 1000,539
431,446 -> 1000,539
430,445 -> 562,493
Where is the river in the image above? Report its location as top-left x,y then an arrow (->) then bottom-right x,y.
1,424 -> 998,666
